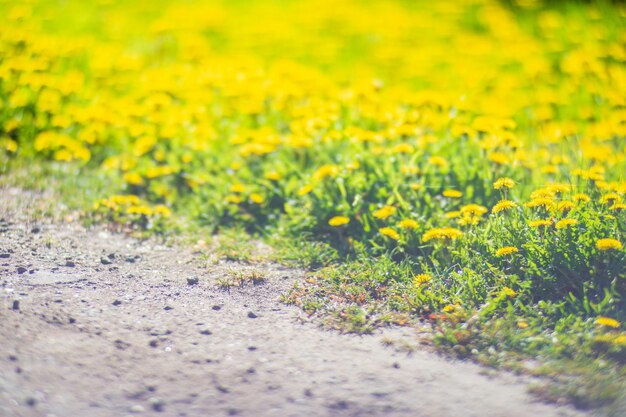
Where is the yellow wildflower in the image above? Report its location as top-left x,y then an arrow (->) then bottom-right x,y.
493,177 -> 515,189
398,219 -> 419,229
230,183 -> 246,193
492,200 -> 517,214
413,273 -> 431,286
529,219 -> 552,228
379,227 -> 400,241
596,316 -> 620,328
555,219 -> 578,229
250,193 -> 265,204
422,227 -> 463,242
495,247 -> 519,257
502,287 -> 516,298
328,216 -> 350,227
442,189 -> 462,198
596,238 -> 622,251
373,205 -> 396,219
573,193 -> 591,203
298,184 -> 313,196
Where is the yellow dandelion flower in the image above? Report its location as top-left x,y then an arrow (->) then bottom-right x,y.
460,204 -> 488,216
373,205 -> 396,219
600,193 -> 621,204
413,273 -> 431,286
517,320 -> 529,329
442,304 -> 456,313
442,189 -> 462,198
525,197 -> 554,210
264,171 -> 282,181
346,161 -> 361,171
123,172 -> 143,186
230,183 -> 246,193
495,247 -> 519,257
610,203 -> 626,211
225,195 -> 242,204
573,193 -> 591,203
596,316 -> 620,328
529,219 -> 552,228
555,219 -> 578,229
493,177 -> 515,189
428,156 -> 448,168
492,200 -> 517,214
487,152 -> 510,165
596,238 -> 622,251
557,201 -> 575,212
422,227 -> 463,242
392,143 -> 414,154
250,193 -> 265,204
398,219 -> 419,229
298,184 -> 313,196
313,164 -> 340,181
379,227 -> 400,241
328,216 -> 350,227
502,287 -> 516,298
445,211 -> 461,219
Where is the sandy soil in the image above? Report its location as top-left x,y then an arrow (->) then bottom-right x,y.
0,187 -> 591,417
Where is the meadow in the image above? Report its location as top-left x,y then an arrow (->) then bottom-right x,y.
1,0 -> 625,409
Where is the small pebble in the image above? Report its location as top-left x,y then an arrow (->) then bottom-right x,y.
100,257 -> 112,265
12,300 -> 19,311
65,260 -> 76,267
112,300 -> 122,306
247,311 -> 257,319
148,397 -> 165,412
130,404 -> 145,413
0,253 -> 10,258
17,267 -> 27,274
187,277 -> 199,286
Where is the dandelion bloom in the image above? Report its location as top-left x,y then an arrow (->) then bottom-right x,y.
264,171 -> 282,181
529,219 -> 552,228
525,197 -> 554,210
413,273 -> 431,286
373,205 -> 396,219
398,219 -> 419,229
328,216 -> 350,227
502,287 -> 516,298
555,219 -> 578,229
312,164 -> 340,181
493,177 -> 515,189
610,203 -> 626,211
573,193 -> 591,203
517,320 -> 529,329
442,189 -> 462,198
422,227 -> 463,242
379,227 -> 400,241
230,183 -> 246,193
596,316 -> 620,328
492,199 -> 517,214
557,201 -> 574,212
460,204 -> 488,216
600,193 -> 621,204
596,238 -> 622,251
297,184 -> 313,196
250,193 -> 265,204
495,246 -> 519,257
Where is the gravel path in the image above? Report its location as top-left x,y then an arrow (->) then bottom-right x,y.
0,188 -> 590,417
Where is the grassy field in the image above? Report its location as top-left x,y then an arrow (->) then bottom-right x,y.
1,0 -> 625,410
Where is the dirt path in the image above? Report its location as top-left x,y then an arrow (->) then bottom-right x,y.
0,188 -> 590,417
